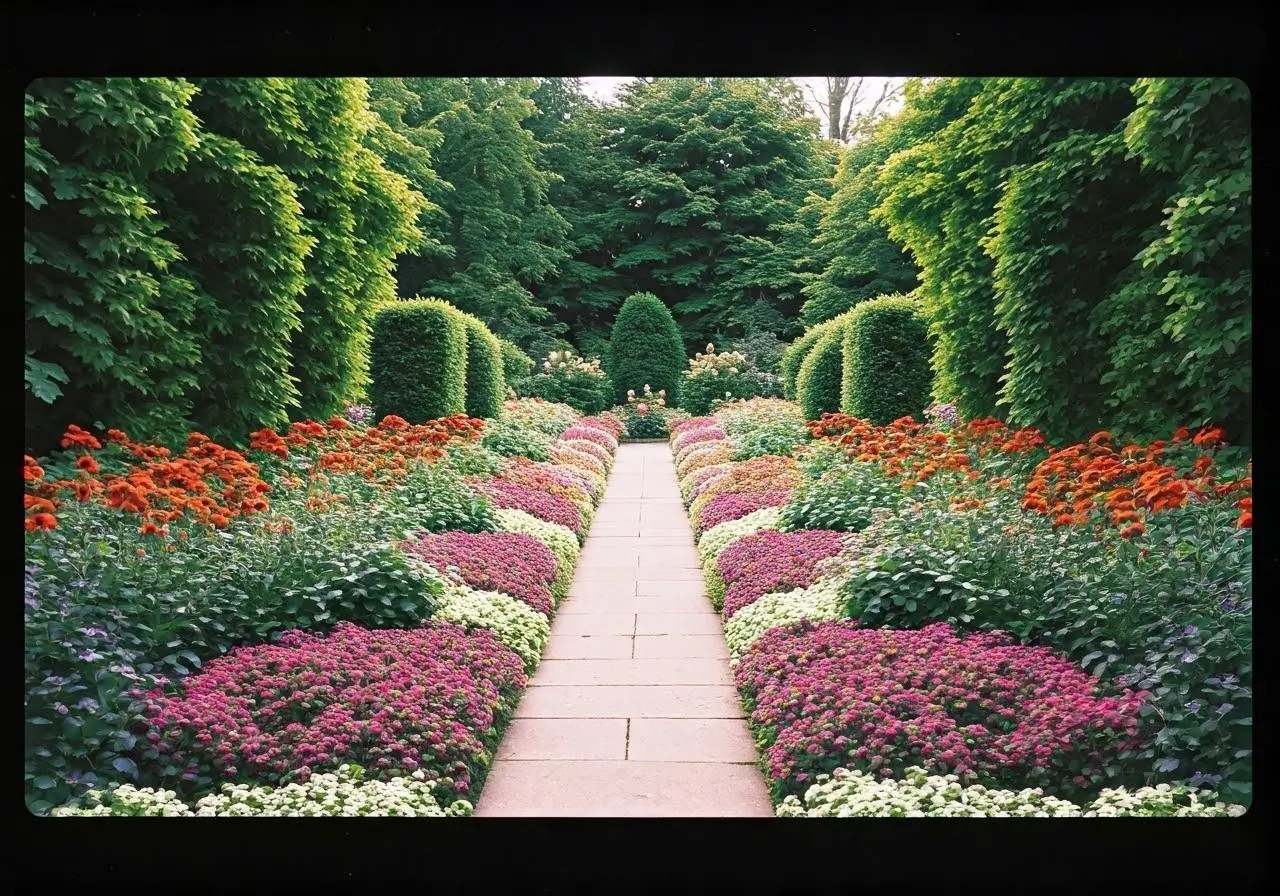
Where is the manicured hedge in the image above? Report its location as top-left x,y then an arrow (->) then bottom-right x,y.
498,338 -> 533,386
796,318 -> 849,422
459,312 -> 506,419
840,294 -> 933,425
606,292 -> 685,405
368,298 -> 467,423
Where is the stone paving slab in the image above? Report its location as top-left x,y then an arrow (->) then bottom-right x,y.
477,443 -> 770,817
475,761 -> 773,817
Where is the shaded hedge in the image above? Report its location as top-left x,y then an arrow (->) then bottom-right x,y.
781,318 -> 839,400
796,317 -> 849,422
368,298 -> 467,423
459,311 -> 506,419
606,292 -> 685,404
840,294 -> 933,425
498,338 -> 533,386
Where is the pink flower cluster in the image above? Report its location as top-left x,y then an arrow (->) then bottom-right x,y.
404,530 -> 558,615
673,416 -> 717,435
696,488 -> 793,535
673,426 -> 727,456
561,437 -> 612,468
499,456 -> 596,505
470,479 -> 585,538
138,622 -> 526,794
562,426 -> 618,451
580,414 -> 625,439
717,529 -> 847,620
735,620 -> 1149,799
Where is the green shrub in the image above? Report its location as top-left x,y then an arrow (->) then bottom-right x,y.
458,312 -> 505,419
796,320 -> 848,422
780,318 -> 838,400
606,292 -> 686,405
498,338 -> 533,385
517,351 -> 613,415
482,418 -> 554,461
368,298 -> 467,423
840,294 -> 933,425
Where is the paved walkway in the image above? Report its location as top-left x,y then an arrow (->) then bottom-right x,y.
476,442 -> 773,817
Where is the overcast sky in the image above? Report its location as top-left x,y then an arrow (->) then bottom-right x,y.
579,76 -> 904,137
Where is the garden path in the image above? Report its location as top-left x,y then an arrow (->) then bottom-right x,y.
475,442 -> 773,817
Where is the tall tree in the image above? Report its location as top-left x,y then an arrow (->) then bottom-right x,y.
370,77 -> 572,347
598,77 -> 825,348
808,77 -> 905,144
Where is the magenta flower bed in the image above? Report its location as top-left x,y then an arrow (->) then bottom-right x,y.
717,529 -> 846,620
471,479 -> 585,538
137,622 -> 526,795
697,488 -> 793,534
561,426 -> 617,450
735,620 -> 1148,800
499,457 -> 595,504
404,530 -> 558,615
581,414 -> 625,439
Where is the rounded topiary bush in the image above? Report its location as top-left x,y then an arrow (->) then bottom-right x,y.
458,312 -> 505,420
368,298 -> 468,423
606,292 -> 685,405
841,294 -> 933,425
498,338 -> 533,387
796,319 -> 849,422
781,319 -> 837,400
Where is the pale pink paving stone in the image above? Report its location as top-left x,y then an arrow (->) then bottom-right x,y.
495,718 -> 628,761
632,635 -> 729,659
542,635 -> 634,659
513,685 -> 745,718
626,719 -> 762,763
551,613 -> 636,636
529,658 -> 732,687
635,613 -> 724,636
635,580 -> 707,598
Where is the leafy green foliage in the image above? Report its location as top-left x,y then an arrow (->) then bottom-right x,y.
780,317 -> 841,400
458,312 -> 506,419
1098,78 -> 1252,444
368,298 -> 468,423
606,292 -> 686,404
796,317 -> 849,421
597,78 -> 831,346
498,338 -> 533,386
482,418 -> 553,461
840,294 -> 933,425
371,78 -> 571,347
516,351 -> 613,415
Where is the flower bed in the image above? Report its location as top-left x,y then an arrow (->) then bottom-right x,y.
27,398 -> 618,816
667,397 -> 1252,813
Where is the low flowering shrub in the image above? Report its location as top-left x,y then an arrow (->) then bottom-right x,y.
135,622 -> 526,796
697,488 -> 794,535
482,418 -> 554,462
689,471 -> 732,505
676,441 -> 735,481
433,581 -> 551,674
717,529 -> 848,620
500,399 -> 580,437
404,531 -> 558,616
494,508 -> 580,602
550,442 -> 607,480
496,457 -> 593,512
673,415 -> 718,435
695,455 -> 802,507
723,574 -> 850,661
776,767 -> 1246,818
55,765 -> 475,817
736,620 -> 1148,801
580,414 -> 625,439
467,480 -> 584,542
672,426 -> 728,456
681,462 -> 733,502
562,438 -> 613,470
562,426 -> 618,452
696,506 -> 783,564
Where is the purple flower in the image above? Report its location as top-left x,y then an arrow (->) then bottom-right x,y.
79,650 -> 104,662
1183,625 -> 1197,635
79,626 -> 108,638
1217,703 -> 1235,714
1185,701 -> 1201,712
76,698 -> 99,712
54,703 -> 69,715
1181,652 -> 1196,664
1221,598 -> 1237,611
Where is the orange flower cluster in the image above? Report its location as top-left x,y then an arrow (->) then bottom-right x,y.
1024,426 -> 1252,535
247,414 -> 486,484
25,428 -> 272,535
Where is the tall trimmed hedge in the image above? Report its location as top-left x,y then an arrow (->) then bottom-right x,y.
368,298 -> 467,423
606,292 -> 685,404
458,312 -> 506,419
781,318 -> 838,400
796,317 -> 850,422
498,338 -> 533,386
841,295 -> 933,425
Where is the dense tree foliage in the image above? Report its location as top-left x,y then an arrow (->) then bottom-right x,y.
25,75 -> 1251,447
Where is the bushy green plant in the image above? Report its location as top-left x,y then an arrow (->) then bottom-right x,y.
680,343 -> 759,415
730,330 -> 787,374
840,294 -> 933,425
606,292 -> 686,404
498,338 -> 533,385
368,298 -> 468,423
517,351 -> 613,415
796,320 -> 849,421
458,312 -> 506,419
626,413 -> 669,439
730,420 -> 809,460
778,463 -> 906,532
780,318 -> 840,399
482,418 -> 554,461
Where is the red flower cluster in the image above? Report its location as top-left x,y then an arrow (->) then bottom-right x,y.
137,622 -> 525,794
737,620 -> 1148,798
403,531 -> 559,616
